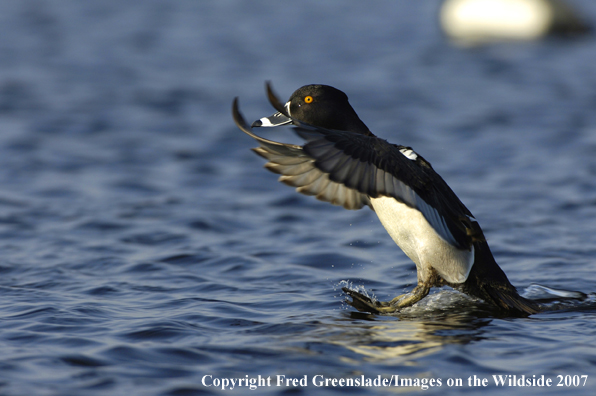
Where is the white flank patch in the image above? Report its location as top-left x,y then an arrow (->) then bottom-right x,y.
370,196 -> 474,284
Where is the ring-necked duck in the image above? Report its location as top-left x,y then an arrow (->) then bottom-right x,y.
233,82 -> 540,315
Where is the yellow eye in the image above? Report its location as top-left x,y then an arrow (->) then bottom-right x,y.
304,96 -> 313,103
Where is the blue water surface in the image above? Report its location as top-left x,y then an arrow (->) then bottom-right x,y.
0,1 -> 596,395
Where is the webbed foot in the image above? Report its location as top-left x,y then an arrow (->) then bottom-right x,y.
342,285 -> 430,314
342,287 -> 405,314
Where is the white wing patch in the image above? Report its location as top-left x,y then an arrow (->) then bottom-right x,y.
399,148 -> 418,161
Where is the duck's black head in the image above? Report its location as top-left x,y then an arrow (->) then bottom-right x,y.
253,84 -> 372,136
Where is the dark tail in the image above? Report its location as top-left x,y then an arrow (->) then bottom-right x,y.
456,240 -> 541,315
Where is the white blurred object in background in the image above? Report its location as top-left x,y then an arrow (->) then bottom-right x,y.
440,0 -> 591,45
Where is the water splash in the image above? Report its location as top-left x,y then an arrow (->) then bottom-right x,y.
520,284 -> 596,312
522,283 -> 588,301
337,280 -> 378,303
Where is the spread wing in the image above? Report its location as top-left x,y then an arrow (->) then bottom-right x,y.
233,98 -> 370,210
233,98 -> 479,249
